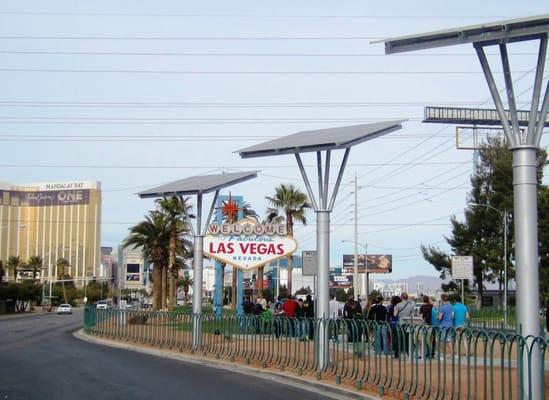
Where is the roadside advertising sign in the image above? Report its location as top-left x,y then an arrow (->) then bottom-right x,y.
342,254 -> 392,274
203,219 -> 298,271
329,275 -> 353,288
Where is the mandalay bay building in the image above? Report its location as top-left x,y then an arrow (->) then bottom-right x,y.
0,181 -> 102,284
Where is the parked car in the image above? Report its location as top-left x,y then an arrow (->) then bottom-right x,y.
57,304 -> 72,314
96,300 -> 112,310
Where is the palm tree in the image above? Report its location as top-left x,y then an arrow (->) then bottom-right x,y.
156,196 -> 194,311
7,256 -> 21,283
266,184 -> 311,295
124,211 -> 169,310
56,258 -> 70,304
0,260 -> 5,284
28,255 -> 43,282
177,272 -> 193,304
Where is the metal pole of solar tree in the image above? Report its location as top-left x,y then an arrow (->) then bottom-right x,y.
475,41 -> 546,399
382,21 -> 549,399
238,121 -> 403,369
137,171 -> 258,351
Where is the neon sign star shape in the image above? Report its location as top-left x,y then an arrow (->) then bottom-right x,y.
221,193 -> 240,222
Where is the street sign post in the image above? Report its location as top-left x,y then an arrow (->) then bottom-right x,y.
452,255 -> 474,301
302,251 -> 317,276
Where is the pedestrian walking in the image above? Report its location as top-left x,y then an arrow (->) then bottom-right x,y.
419,295 -> 435,358
329,295 -> 342,341
303,294 -> 315,339
343,295 -> 363,343
368,296 -> 388,354
387,296 -> 402,358
394,292 -> 413,354
438,294 -> 454,357
281,295 -> 298,337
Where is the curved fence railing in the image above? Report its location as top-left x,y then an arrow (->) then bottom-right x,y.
83,307 -> 548,399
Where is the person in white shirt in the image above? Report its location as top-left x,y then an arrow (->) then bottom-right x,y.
328,295 -> 343,342
329,295 -> 342,318
258,295 -> 267,310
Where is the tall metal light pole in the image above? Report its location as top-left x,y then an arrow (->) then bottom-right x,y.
238,121 -> 405,368
138,171 -> 258,349
469,202 -> 508,325
382,18 -> 548,398
353,173 -> 359,300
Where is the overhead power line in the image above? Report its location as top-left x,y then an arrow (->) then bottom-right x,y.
0,11 -> 511,19
0,100 -> 486,108
0,116 -> 424,125
0,161 -> 468,169
0,50 -> 536,57
0,134 -> 455,142
0,68 -> 525,74
0,35 -> 381,40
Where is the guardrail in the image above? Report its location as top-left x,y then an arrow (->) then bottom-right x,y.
83,307 -> 548,399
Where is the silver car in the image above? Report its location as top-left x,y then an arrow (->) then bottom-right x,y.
57,304 -> 72,314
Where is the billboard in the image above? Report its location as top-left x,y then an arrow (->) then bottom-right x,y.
329,275 -> 353,288
126,274 -> 141,282
0,189 -> 90,207
342,254 -> 392,274
203,220 -> 297,271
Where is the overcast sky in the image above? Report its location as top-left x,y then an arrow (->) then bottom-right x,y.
1,1 -> 547,280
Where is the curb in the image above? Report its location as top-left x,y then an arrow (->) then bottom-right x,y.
74,329 -> 381,400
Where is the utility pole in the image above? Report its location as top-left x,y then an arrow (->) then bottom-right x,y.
353,173 -> 359,301
503,209 -> 508,326
365,242 -> 369,298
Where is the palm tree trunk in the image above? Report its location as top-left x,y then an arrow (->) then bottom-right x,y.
62,281 -> 67,304
152,265 -> 162,310
220,263 -> 226,305
161,266 -> 167,310
172,272 -> 178,308
168,272 -> 174,311
231,266 -> 237,311
168,230 -> 176,311
257,265 -> 264,298
287,256 -> 293,296
287,220 -> 294,296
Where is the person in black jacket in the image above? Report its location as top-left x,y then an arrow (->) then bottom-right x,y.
303,294 -> 315,339
368,296 -> 388,354
344,296 -> 363,343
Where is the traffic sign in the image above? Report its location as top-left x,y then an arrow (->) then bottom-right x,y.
302,250 -> 317,276
451,256 -> 474,279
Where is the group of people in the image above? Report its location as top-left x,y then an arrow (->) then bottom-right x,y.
240,292 -> 471,358
241,294 -> 315,339
367,293 -> 469,358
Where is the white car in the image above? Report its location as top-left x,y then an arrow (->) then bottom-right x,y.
57,304 -> 72,314
96,300 -> 112,310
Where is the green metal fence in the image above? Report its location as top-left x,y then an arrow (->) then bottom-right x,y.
468,309 -> 516,331
83,307 -> 548,399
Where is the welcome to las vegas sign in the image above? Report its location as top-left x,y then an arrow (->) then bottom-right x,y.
203,219 -> 298,271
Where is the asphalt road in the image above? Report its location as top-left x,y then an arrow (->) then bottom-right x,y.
0,310 -> 336,400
